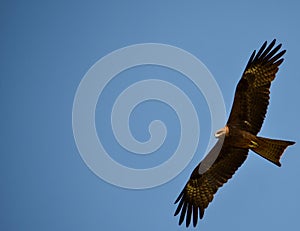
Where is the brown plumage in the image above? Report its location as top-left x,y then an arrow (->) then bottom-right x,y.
174,39 -> 295,227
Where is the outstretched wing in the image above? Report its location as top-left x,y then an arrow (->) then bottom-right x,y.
227,39 -> 286,135
174,139 -> 248,227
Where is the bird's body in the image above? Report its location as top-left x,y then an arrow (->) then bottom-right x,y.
174,40 -> 295,227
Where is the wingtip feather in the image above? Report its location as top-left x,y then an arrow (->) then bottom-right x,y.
174,189 -> 184,204
186,204 -> 192,227
179,202 -> 187,226
200,207 -> 204,219
193,206 -> 198,227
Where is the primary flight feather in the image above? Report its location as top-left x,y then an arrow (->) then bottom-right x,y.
174,39 -> 295,227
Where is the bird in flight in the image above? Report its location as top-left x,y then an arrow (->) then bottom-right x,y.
174,39 -> 295,227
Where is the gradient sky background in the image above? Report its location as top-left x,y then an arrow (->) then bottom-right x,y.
1,1 -> 300,231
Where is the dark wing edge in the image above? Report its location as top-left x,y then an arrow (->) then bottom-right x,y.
227,39 -> 286,135
174,142 -> 248,227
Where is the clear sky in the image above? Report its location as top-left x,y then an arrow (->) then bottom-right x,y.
1,1 -> 299,230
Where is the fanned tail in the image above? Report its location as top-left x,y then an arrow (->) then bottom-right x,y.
251,137 -> 295,166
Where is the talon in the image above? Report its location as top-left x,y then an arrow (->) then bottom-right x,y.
250,140 -> 258,148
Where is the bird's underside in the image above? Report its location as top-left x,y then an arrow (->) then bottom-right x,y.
174,39 -> 295,227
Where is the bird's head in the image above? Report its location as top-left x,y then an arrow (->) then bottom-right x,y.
214,126 -> 229,138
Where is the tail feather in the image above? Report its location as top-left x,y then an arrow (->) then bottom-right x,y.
251,137 -> 295,166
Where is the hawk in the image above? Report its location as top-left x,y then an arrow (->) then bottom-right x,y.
174,39 -> 295,227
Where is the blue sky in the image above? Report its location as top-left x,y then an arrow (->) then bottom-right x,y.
1,1 -> 299,230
